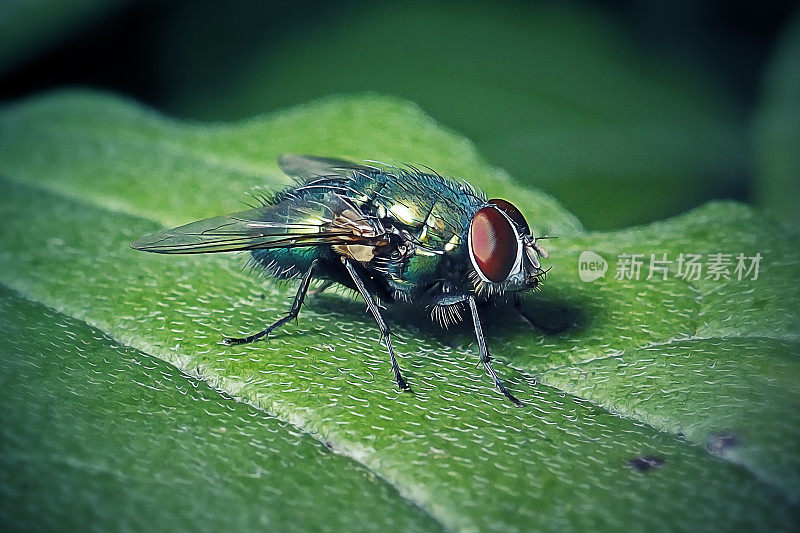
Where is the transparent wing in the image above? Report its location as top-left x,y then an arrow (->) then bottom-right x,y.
131,194 -> 387,255
132,206 -> 358,255
278,154 -> 371,181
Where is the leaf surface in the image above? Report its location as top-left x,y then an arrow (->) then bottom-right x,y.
0,287 -> 442,532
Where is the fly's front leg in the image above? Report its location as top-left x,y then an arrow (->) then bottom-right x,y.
468,296 -> 523,406
343,258 -> 411,391
222,259 -> 318,346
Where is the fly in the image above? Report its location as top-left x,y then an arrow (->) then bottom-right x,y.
131,155 -> 550,405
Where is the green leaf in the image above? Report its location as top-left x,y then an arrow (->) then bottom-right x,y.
754,11 -> 800,230
154,1 -> 748,230
0,286 -> 442,532
1,91 -> 798,531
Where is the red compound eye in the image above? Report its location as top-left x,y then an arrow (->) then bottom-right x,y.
488,198 -> 529,235
469,206 -> 519,283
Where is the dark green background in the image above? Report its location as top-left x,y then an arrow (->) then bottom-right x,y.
2,0 -> 798,230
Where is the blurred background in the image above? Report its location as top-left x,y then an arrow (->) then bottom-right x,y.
1,0 -> 798,231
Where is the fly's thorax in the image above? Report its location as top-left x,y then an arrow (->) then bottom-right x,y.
347,172 -> 479,286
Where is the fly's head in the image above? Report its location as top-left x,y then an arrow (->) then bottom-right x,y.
467,198 -> 549,297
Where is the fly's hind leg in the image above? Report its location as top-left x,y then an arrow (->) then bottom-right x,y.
222,259 -> 318,346
342,258 -> 411,391
513,293 -> 541,330
308,280 -> 333,297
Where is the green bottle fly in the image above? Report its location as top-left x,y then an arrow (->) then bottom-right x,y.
132,155 -> 549,405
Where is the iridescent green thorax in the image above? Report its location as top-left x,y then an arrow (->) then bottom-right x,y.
347,167 -> 484,250
348,167 -> 484,288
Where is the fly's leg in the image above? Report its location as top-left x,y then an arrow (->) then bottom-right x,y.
222,259 -> 318,346
513,294 -> 541,331
343,258 -> 411,391
308,280 -> 333,297
468,296 -> 523,406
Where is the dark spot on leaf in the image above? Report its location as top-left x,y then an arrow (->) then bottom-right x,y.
707,432 -> 738,455
324,440 -> 334,450
628,456 -> 665,472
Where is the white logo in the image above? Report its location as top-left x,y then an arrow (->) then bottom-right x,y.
579,251 -> 607,282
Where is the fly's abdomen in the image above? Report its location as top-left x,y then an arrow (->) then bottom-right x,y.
251,246 -> 321,279
245,189 -> 344,279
